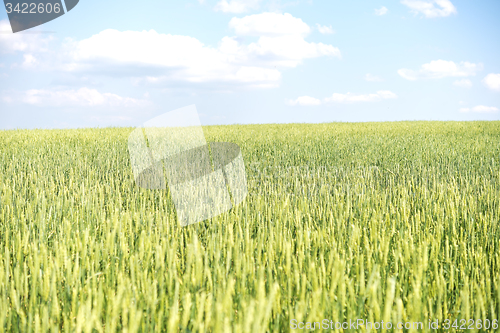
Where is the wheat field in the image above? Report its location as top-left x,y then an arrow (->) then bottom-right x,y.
0,121 -> 499,332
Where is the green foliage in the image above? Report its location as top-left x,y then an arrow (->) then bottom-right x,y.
0,121 -> 499,332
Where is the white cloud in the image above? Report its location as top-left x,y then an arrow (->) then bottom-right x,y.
401,0 -> 457,18
365,73 -> 384,82
62,29 -> 282,88
0,19 -> 53,53
22,54 -> 38,68
453,79 -> 472,88
460,105 -> 498,113
398,60 -> 482,80
286,91 -> 397,105
89,115 -> 133,123
227,13 -> 340,68
286,96 -> 322,106
325,90 -> 397,103
0,20 -> 9,32
8,88 -> 151,108
54,13 -> 339,88
482,73 -> 500,92
229,12 -> 311,37
244,35 -> 341,67
2,13 -> 339,90
316,24 -> 335,34
215,0 -> 261,13
375,6 -> 389,15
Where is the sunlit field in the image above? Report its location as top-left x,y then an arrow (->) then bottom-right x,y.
0,121 -> 499,332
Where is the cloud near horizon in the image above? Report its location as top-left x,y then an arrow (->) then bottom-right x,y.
398,60 -> 482,80
2,88 -> 151,108
286,96 -> 322,106
459,105 -> 498,113
287,91 -> 397,106
325,90 -> 397,103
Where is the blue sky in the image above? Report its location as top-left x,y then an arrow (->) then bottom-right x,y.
1,0 -> 499,129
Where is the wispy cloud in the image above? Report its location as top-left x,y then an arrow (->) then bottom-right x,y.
325,90 -> 397,103
229,12 -> 311,37
316,24 -> 335,34
460,105 -> 498,113
453,79 -> 472,88
5,88 -> 151,108
214,0 -> 262,13
365,73 -> 384,82
398,60 -> 482,80
287,90 -> 397,105
286,96 -> 321,106
374,6 -> 388,15
401,0 -> 457,18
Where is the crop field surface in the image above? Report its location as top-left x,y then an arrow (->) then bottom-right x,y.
0,121 -> 499,332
